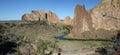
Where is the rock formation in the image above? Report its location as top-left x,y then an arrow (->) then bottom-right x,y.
63,16 -> 73,25
22,10 -> 59,24
47,11 -> 59,23
70,0 -> 120,39
91,0 -> 120,30
70,5 -> 94,37
22,10 -> 47,21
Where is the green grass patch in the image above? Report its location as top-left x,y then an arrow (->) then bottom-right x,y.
64,35 -> 113,42
58,39 -> 113,49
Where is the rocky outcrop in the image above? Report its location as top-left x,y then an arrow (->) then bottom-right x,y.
70,0 -> 120,39
22,10 -> 59,24
70,5 -> 94,37
22,10 -> 47,21
47,11 -> 59,23
91,0 -> 120,30
63,16 -> 73,25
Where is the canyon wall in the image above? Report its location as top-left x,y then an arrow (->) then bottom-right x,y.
70,0 -> 120,39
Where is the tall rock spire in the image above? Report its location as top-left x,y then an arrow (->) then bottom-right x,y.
70,4 -> 93,37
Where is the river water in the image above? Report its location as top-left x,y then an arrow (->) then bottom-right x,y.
56,33 -> 67,40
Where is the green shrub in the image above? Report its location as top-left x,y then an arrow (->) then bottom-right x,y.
62,25 -> 72,34
37,39 -> 58,55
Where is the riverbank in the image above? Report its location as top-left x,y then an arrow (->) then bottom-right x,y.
0,21 -> 114,55
55,33 -> 113,55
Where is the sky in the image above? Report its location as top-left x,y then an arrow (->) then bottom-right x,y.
0,0 -> 102,20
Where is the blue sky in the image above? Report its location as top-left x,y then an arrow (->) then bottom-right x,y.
0,0 -> 101,20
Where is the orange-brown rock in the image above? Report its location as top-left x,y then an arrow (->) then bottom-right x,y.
70,5 -> 94,37
91,0 -> 120,30
47,11 -> 59,23
63,16 -> 73,25
22,10 -> 47,21
70,0 -> 120,39
22,10 -> 59,23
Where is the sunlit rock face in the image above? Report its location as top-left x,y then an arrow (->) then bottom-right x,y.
70,5 -> 94,37
47,11 -> 60,23
63,16 -> 73,25
70,0 -> 120,39
91,0 -> 120,30
22,10 -> 59,24
22,10 -> 47,21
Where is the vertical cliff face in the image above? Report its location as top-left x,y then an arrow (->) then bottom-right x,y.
22,10 -> 59,24
91,0 -> 120,30
70,5 -> 93,37
70,0 -> 120,39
